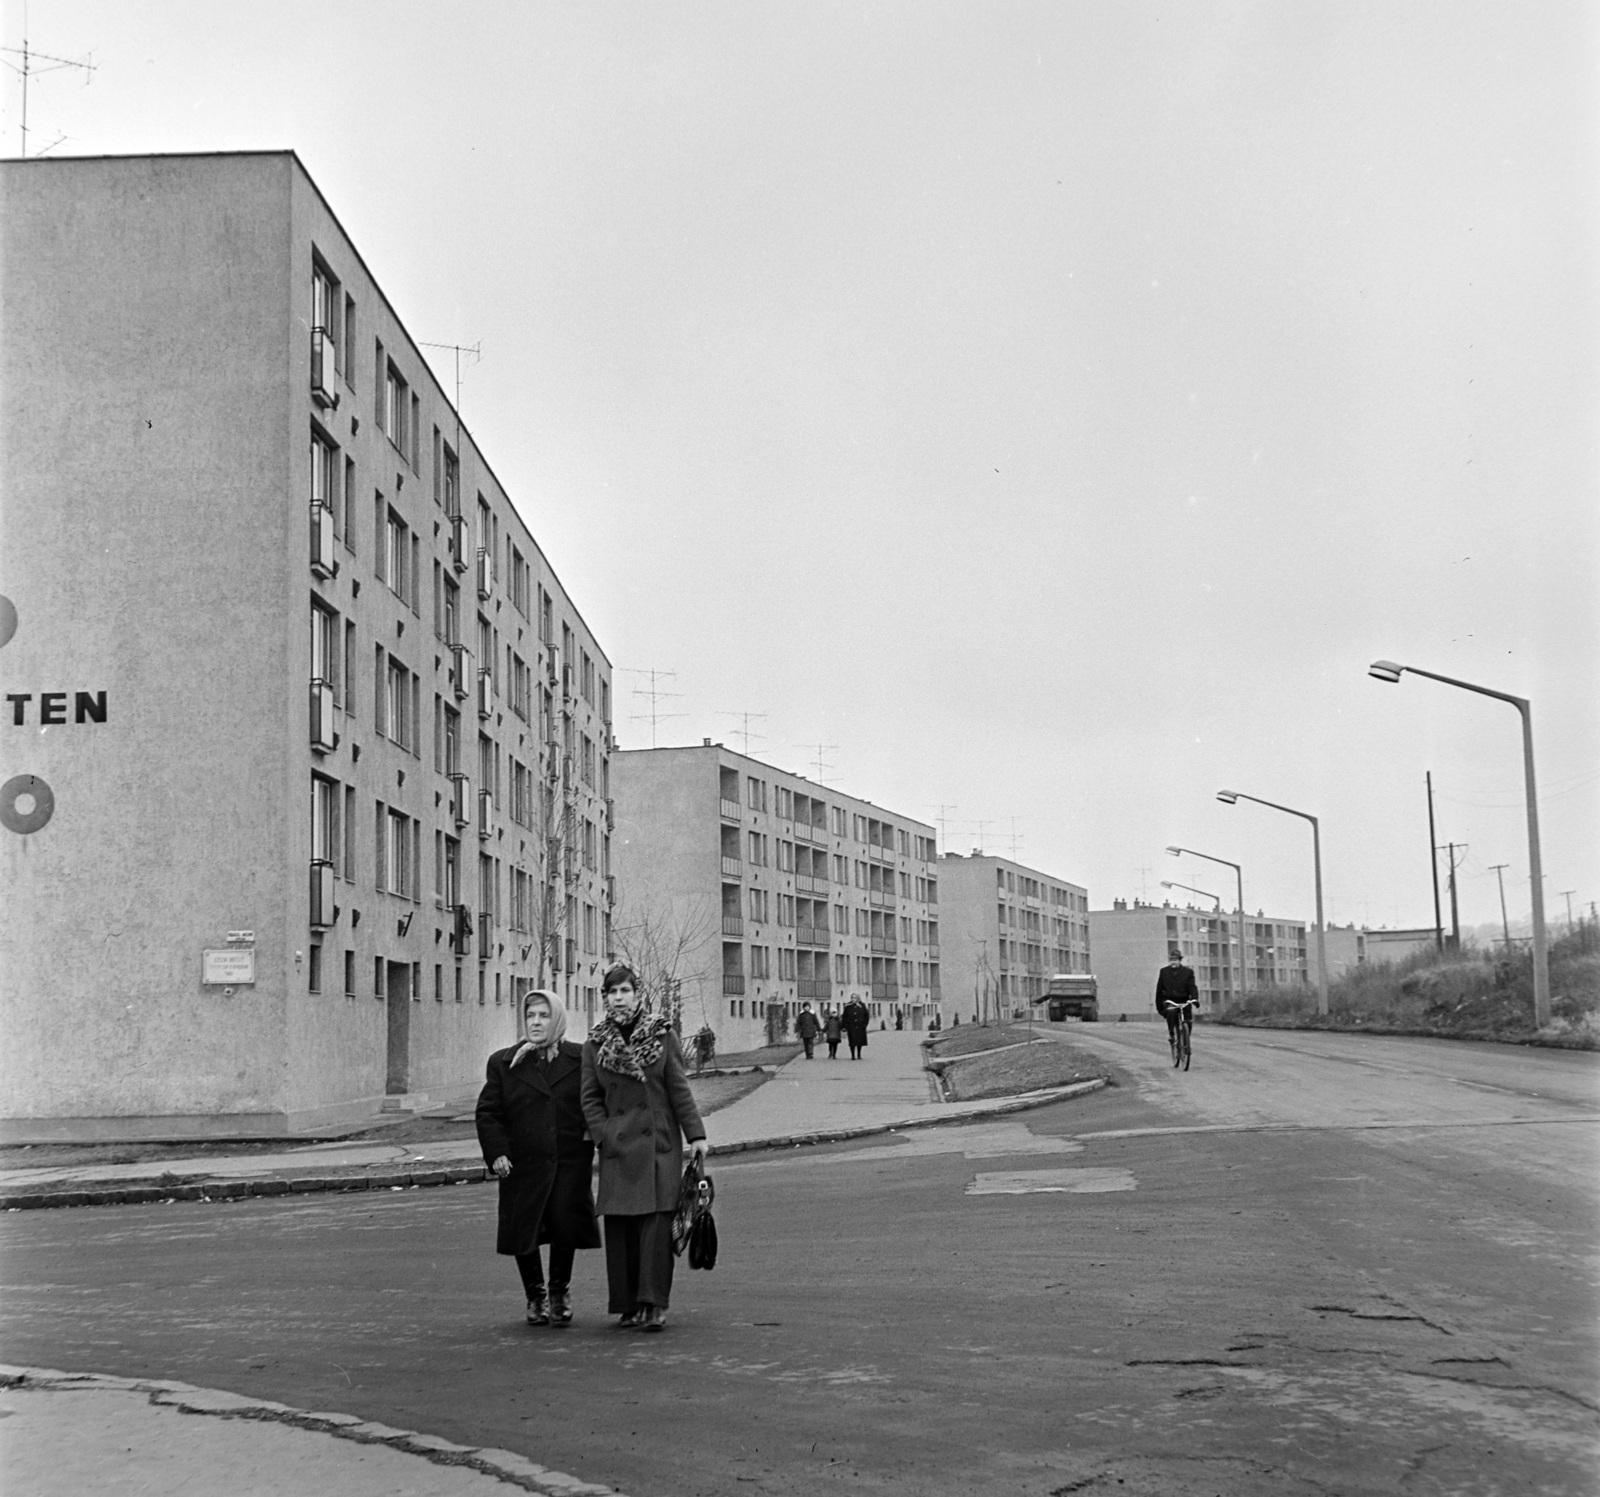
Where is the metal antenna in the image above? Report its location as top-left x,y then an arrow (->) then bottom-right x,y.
3,7 -> 96,157
718,711 -> 769,758
1005,817 -> 1025,860
928,804 -> 958,852
800,743 -> 838,785
969,819 -> 993,855
621,668 -> 684,750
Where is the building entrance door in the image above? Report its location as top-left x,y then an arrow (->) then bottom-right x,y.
386,961 -> 411,1095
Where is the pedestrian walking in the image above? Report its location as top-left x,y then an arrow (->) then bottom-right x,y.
822,1007 -> 843,1059
580,963 -> 709,1332
841,996 -> 870,1060
475,990 -> 600,1328
795,1002 -> 820,1059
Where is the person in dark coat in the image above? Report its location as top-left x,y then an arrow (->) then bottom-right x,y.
841,997 -> 870,1060
476,990 -> 600,1327
795,1003 -> 820,1059
822,1007 -> 843,1059
580,963 -> 708,1333
1155,947 -> 1200,1051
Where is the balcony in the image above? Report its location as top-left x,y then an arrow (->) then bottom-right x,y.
870,980 -> 899,1000
450,514 -> 470,574
722,915 -> 744,937
309,859 -> 336,929
793,821 -> 814,843
870,936 -> 898,955
310,329 -> 338,408
793,873 -> 820,894
476,667 -> 492,721
450,643 -> 472,701
449,772 -> 470,827
475,547 -> 491,601
868,888 -> 895,909
719,798 -> 742,822
797,978 -> 832,1000
795,924 -> 828,947
478,910 -> 493,960
309,679 -> 338,753
310,503 -> 336,578
721,856 -> 743,878
478,787 -> 493,840
868,843 -> 893,863
722,974 -> 746,996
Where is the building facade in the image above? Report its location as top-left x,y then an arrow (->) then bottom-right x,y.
610,745 -> 942,1051
1088,898 -> 1310,1019
0,152 -> 611,1136
936,853 -> 1090,1022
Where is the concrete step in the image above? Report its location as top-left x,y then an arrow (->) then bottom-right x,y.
379,1093 -> 430,1114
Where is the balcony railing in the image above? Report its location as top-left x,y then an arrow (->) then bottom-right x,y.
795,924 -> 828,947
722,974 -> 745,996
310,859 -> 336,929
797,978 -> 832,1000
870,936 -> 898,955
721,855 -> 743,878
868,843 -> 893,862
868,888 -> 895,908
793,873 -> 820,894
870,980 -> 899,1000
719,798 -> 742,822
722,916 -> 744,937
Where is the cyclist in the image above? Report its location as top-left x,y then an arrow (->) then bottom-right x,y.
1155,947 -> 1198,1055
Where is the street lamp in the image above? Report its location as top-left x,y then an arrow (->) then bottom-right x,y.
1368,660 -> 1550,1027
1165,846 -> 1246,1005
1216,790 -> 1328,1015
1161,879 -> 1221,910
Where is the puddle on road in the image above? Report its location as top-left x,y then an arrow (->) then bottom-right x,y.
966,1167 -> 1137,1195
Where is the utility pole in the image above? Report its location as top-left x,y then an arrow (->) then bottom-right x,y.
1426,772 -> 1444,954
1559,889 -> 1576,932
1442,843 -> 1465,952
1488,864 -> 1512,955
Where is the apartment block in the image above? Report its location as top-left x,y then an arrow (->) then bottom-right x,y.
0,152 -> 611,1136
936,853 -> 1090,1021
610,745 -> 942,1051
1088,898 -> 1309,1019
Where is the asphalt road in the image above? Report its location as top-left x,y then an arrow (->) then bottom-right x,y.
2,1026 -> 1596,1497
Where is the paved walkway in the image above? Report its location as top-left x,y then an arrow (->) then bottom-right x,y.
0,1026 -> 1104,1494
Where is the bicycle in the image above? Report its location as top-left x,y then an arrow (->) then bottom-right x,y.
1165,999 -> 1196,1071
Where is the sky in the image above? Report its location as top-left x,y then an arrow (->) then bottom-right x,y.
5,0 -> 1596,937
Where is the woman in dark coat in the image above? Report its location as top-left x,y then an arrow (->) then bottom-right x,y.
580,963 -> 708,1333
841,996 -> 870,1060
476,990 -> 600,1326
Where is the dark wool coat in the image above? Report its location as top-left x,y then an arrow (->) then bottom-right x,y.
476,1040 -> 600,1256
842,1001 -> 870,1047
1154,964 -> 1199,1012
580,1030 -> 706,1217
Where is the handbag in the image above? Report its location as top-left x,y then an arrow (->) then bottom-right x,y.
671,1155 -> 718,1270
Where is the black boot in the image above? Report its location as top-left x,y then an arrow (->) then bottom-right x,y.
525,1288 -> 550,1325
549,1283 -> 573,1325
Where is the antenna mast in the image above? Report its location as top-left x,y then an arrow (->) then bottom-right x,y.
622,668 -> 684,749
3,12 -> 96,157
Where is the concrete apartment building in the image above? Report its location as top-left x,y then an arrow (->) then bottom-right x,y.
0,152 -> 612,1137
610,745 -> 942,1051
1088,899 -> 1309,1019
936,853 -> 1090,1022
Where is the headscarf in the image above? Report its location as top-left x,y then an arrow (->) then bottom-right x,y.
510,989 -> 567,1067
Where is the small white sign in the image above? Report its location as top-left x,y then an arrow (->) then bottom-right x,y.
202,948 -> 256,985
225,930 -> 256,945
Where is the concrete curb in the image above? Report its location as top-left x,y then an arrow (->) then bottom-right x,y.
0,1080 -> 1109,1211
0,1365 -> 627,1495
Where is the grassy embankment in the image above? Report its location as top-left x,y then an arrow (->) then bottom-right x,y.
1216,925 -> 1600,1050
923,1022 -> 1109,1101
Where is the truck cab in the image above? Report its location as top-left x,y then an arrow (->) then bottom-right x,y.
1038,973 -> 1099,1022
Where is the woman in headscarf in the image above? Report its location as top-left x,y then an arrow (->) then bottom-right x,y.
476,989 -> 600,1326
580,962 -> 708,1332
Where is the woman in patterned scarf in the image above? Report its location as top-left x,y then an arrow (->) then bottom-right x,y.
579,962 -> 708,1331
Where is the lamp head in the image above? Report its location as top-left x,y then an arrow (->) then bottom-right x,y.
1164,845 -> 1184,856
1368,659 -> 1404,684
1216,790 -> 1239,805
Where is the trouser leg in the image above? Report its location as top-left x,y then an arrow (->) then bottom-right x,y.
632,1211 -> 677,1310
604,1216 -> 642,1314
548,1242 -> 576,1287
803,1038 -> 813,1057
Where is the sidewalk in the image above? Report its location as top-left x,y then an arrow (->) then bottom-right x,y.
0,1028 -> 1103,1210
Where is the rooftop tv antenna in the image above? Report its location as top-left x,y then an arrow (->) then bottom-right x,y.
1005,817 -> 1025,861
719,711 -> 768,757
928,804 -> 958,852
419,341 -> 482,459
3,9 -> 96,157
801,743 -> 838,785
970,819 -> 993,855
622,668 -> 684,749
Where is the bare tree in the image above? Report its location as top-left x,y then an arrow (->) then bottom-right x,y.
610,898 -> 719,1035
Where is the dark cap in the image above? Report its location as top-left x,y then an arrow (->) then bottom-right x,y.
1168,948 -> 1183,960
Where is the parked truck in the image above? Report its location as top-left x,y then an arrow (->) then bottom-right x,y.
1036,973 -> 1099,1022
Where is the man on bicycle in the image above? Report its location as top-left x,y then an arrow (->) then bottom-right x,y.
1155,947 -> 1198,1047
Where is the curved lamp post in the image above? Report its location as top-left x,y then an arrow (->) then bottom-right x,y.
1216,791 -> 1328,1015
1161,879 -> 1221,910
1369,660 -> 1549,1027
1165,846 -> 1246,1005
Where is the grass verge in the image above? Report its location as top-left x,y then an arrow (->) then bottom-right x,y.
938,1036 -> 1108,1102
1216,926 -> 1600,1050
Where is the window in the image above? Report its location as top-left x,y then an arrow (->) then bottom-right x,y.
310,600 -> 338,700
750,947 -> 771,980
311,774 -> 339,865
779,948 -> 796,981
343,786 -> 356,880
310,429 -> 337,510
342,294 -> 355,387
512,654 -> 530,720
511,546 -> 529,615
582,651 -> 595,705
343,457 -> 355,552
443,577 -> 460,646
747,776 -> 766,812
384,655 -> 412,748
385,809 -> 415,897
747,831 -> 767,866
345,950 -> 356,997
749,888 -> 769,923
383,360 -> 408,452
311,260 -> 340,365
385,510 -> 412,605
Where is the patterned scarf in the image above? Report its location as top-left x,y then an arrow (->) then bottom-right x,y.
591,1008 -> 671,1082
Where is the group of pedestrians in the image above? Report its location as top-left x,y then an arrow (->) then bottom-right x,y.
475,963 -> 708,1334
793,997 -> 870,1060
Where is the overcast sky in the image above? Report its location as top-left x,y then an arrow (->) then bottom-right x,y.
7,1 -> 1595,936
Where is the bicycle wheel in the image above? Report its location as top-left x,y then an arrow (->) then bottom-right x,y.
1170,1025 -> 1180,1067
1181,1023 -> 1192,1071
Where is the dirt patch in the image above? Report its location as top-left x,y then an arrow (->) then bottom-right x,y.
939,1038 -> 1108,1102
925,1023 -> 1042,1060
